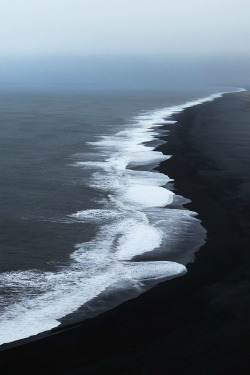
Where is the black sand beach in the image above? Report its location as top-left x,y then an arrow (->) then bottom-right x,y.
1,92 -> 250,375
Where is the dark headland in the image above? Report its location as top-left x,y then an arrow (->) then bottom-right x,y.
1,92 -> 250,375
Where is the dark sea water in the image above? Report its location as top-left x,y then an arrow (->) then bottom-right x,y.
0,87 -> 243,345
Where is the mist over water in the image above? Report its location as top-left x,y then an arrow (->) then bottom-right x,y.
0,32 -> 248,346
1,56 -> 250,91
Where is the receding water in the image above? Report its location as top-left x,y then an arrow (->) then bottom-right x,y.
0,87 -> 243,346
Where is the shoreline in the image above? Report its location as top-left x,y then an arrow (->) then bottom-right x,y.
1,92 -> 250,374
0,90 -> 224,348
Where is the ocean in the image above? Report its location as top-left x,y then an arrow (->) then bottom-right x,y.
0,87 -> 243,346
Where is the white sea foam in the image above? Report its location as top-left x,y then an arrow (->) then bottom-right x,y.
0,88 -> 245,346
125,261 -> 187,280
125,185 -> 174,207
70,209 -> 121,222
116,222 -> 163,260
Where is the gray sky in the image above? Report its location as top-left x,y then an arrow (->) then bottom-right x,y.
1,0 -> 250,57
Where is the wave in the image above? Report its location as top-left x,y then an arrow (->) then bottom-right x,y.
0,87 -> 245,346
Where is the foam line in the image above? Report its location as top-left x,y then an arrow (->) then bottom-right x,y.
0,88 -> 245,346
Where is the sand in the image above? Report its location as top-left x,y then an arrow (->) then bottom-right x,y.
1,92 -> 250,375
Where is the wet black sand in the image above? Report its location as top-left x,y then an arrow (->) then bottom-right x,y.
1,92 -> 250,374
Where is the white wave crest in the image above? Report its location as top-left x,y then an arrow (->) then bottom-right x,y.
0,88 -> 245,346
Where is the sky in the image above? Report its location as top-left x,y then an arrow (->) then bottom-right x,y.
0,0 -> 250,89
1,0 -> 250,57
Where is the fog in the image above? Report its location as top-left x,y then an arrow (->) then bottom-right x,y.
1,0 -> 250,57
1,0 -> 250,90
0,55 -> 249,91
